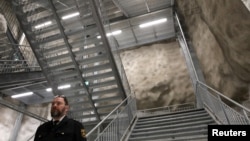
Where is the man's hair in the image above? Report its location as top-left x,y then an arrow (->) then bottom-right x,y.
54,95 -> 69,105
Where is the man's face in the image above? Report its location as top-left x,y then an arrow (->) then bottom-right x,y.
50,97 -> 69,119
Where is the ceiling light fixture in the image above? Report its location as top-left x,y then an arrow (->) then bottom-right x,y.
62,12 -> 80,20
58,84 -> 71,89
19,33 -> 26,45
98,30 -> 122,39
139,18 -> 167,28
46,88 -> 52,92
35,21 -> 52,29
46,84 -> 71,92
107,30 -> 122,37
11,92 -> 34,98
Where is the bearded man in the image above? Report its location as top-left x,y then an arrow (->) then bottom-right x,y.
34,95 -> 87,141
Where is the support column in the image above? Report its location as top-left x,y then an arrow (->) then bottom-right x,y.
9,104 -> 24,141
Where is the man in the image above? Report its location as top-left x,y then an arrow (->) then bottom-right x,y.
34,95 -> 87,141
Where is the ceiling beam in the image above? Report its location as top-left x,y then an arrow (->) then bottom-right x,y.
112,0 -> 129,17
0,96 -> 48,122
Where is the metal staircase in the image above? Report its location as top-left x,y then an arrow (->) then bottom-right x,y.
11,0 -> 127,125
127,108 -> 217,141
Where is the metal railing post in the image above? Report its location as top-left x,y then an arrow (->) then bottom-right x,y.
216,94 -> 231,124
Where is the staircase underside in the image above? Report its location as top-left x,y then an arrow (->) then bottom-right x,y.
0,0 -> 176,125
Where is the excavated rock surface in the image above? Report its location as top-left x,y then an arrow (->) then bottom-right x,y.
175,0 -> 250,105
120,41 -> 195,109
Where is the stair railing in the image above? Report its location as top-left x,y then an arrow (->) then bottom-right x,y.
0,60 -> 41,73
137,102 -> 196,118
175,12 -> 250,125
196,80 -> 250,124
86,95 -> 137,141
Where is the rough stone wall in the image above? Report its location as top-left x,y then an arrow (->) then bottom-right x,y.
175,0 -> 250,105
15,104 -> 50,141
0,105 -> 17,141
120,41 -> 195,109
242,0 -> 250,11
0,98 -> 50,141
0,13 -> 7,33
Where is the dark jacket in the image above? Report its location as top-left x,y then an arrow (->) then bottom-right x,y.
34,116 -> 87,141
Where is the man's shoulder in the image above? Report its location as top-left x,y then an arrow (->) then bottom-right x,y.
37,121 -> 51,129
65,117 -> 87,139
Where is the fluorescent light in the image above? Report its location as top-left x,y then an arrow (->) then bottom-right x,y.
96,30 -> 122,39
62,12 -> 80,20
11,92 -> 34,98
46,88 -> 52,92
19,33 -> 25,45
46,84 -> 71,92
35,21 -> 52,29
139,18 -> 167,28
34,12 -> 79,29
58,84 -> 71,90
107,30 -> 122,37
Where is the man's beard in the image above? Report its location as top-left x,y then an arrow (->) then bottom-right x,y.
51,109 -> 64,118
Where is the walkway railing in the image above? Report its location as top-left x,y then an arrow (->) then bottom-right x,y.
0,60 -> 41,73
86,95 -> 137,141
196,80 -> 250,124
137,102 -> 196,117
175,12 -> 250,125
86,10 -> 250,141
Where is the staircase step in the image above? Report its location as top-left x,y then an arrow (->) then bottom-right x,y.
128,109 -> 217,141
129,135 -> 208,141
132,119 -> 215,132
137,108 -> 206,121
129,129 -> 207,141
136,111 -> 210,126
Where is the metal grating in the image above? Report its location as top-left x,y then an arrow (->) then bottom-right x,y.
0,0 -> 175,125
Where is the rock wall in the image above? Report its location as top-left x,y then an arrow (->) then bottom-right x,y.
175,0 -> 250,105
0,13 -> 7,33
0,105 -> 17,141
15,104 -> 50,141
120,41 -> 195,109
242,0 -> 250,11
0,98 -> 50,141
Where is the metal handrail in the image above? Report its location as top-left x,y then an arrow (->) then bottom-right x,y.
0,60 -> 41,73
137,102 -> 196,117
175,13 -> 198,81
175,12 -> 250,124
196,80 -> 250,124
87,9 -> 250,141
197,80 -> 250,113
86,95 -> 132,137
